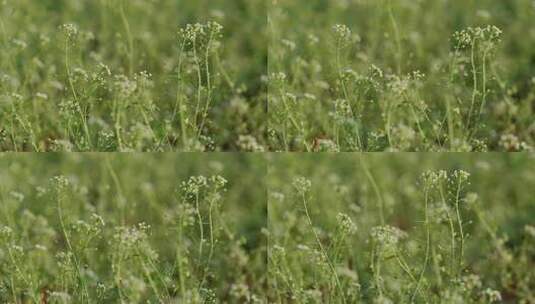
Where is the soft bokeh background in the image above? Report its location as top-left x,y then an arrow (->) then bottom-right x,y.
0,0 -> 267,151
269,0 -> 535,151
0,153 -> 267,302
268,153 -> 535,302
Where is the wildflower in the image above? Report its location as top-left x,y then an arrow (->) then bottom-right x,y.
91,213 -> 105,226
369,64 -> 384,79
452,25 -> 502,51
12,38 -> 27,49
341,68 -> 359,82
181,175 -> 208,196
60,23 -> 78,39
73,67 -> 89,82
50,175 -> 71,191
9,191 -> 24,202
292,176 -> 312,194
421,170 -> 448,187
332,24 -> 352,42
35,92 -> 48,100
336,213 -> 357,234
35,244 -> 47,251
0,226 -> 13,239
176,202 -> 196,227
303,289 -> 323,302
178,21 -> 223,45
281,39 -> 296,51
428,202 -> 452,224
453,169 -> 470,183
334,98 -> 352,119
482,288 -> 502,302
459,274 -> 482,291
499,133 -> 522,151
307,33 -> 319,45
11,244 -> 24,254
10,92 -> 23,102
199,288 -> 217,303
237,135 -> 265,152
269,72 -> 287,85
524,225 -> 535,238
270,191 -> 285,202
229,283 -> 251,300
113,75 -> 137,98
370,225 -> 407,247
271,244 -> 286,258
114,222 -> 151,249
303,93 -> 316,101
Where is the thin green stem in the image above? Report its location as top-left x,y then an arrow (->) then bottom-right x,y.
454,179 -> 464,274
412,186 -> 430,301
301,193 -> 346,303
57,192 -> 91,303
175,41 -> 188,147
360,155 -> 385,225
197,32 -> 215,139
388,0 -> 402,74
119,0 -> 134,75
65,39 -> 92,149
466,38 -> 478,133
439,184 -> 456,277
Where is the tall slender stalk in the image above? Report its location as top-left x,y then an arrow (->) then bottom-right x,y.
119,0 -> 134,76
360,155 -> 385,225
301,193 -> 346,303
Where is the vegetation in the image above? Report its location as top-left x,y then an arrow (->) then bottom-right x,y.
0,0 -> 266,151
0,154 -> 266,302
269,0 -> 535,151
268,153 -> 535,303
2,1 -> 534,303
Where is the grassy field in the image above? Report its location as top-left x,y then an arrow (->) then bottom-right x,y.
269,0 -> 535,151
268,153 -> 535,303
1,153 -> 534,303
0,0 -> 266,151
0,154 -> 267,303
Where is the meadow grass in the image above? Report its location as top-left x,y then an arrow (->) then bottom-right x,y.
0,153 -> 267,303
0,0 -> 267,151
268,0 -> 535,151
268,153 -> 535,303
1,153 -> 534,303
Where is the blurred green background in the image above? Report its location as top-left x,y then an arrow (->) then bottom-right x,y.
0,153 -> 267,302
0,0 -> 267,151
269,0 -> 535,150
268,153 -> 535,302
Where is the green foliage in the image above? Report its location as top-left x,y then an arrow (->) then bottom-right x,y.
268,0 -> 535,151
0,0 -> 267,151
268,154 -> 535,303
0,154 -> 267,303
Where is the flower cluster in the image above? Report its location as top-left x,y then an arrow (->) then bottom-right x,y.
292,176 -> 312,194
332,24 -> 352,43
421,170 -> 448,187
60,23 -> 78,39
421,169 -> 471,188
179,175 -> 228,199
50,175 -> 71,192
336,213 -> 357,235
452,25 -> 502,50
114,222 -> 151,249
370,225 -> 407,247
178,21 -> 224,47
453,169 -> 470,183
